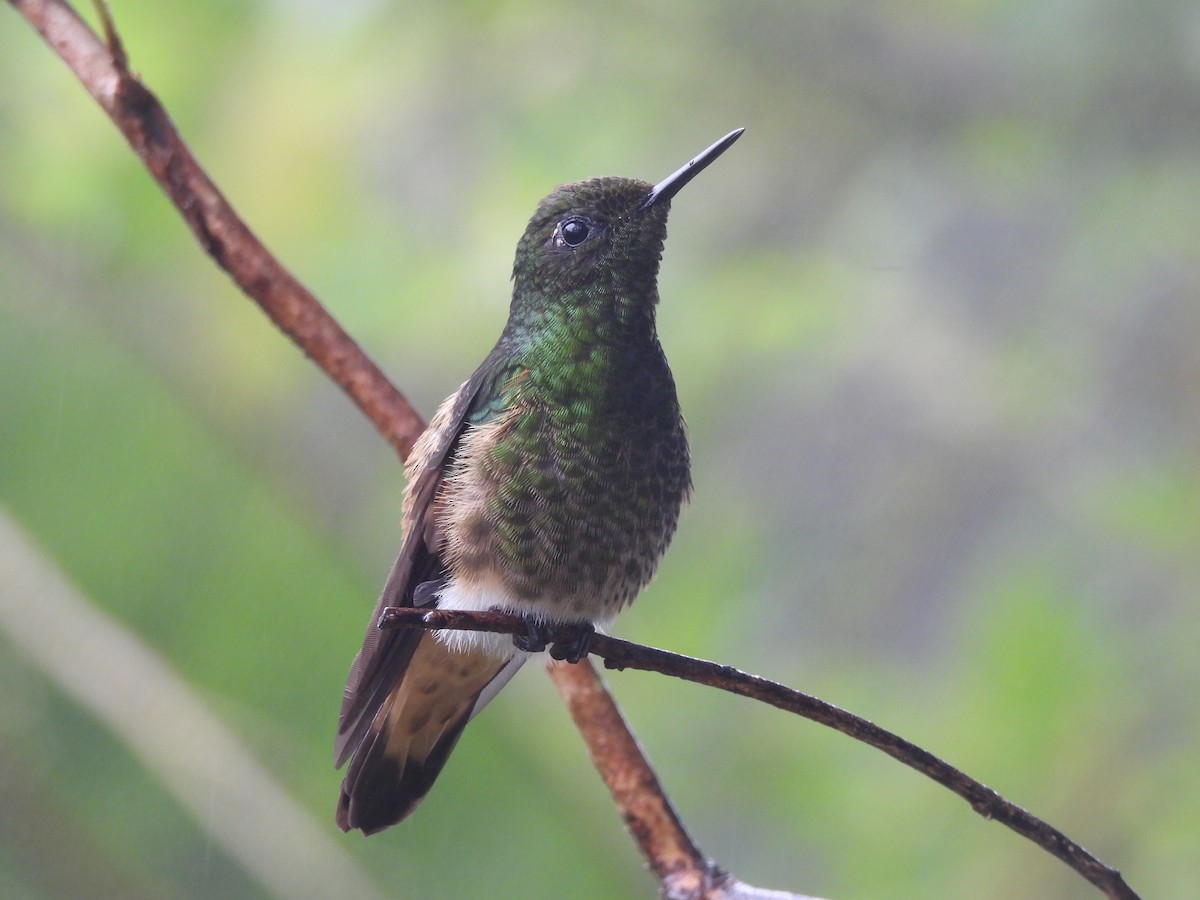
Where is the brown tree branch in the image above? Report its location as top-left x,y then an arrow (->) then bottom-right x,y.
9,0 -> 424,460
552,660 -> 818,900
381,607 -> 1141,900
8,3 -> 1139,900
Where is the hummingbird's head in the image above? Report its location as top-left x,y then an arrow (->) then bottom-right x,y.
508,129 -> 744,317
511,178 -> 667,302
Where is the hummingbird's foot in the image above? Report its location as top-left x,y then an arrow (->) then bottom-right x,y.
511,618 -> 594,662
548,622 -> 594,663
512,617 -> 553,654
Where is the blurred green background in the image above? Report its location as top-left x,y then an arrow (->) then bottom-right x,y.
2,2 -> 1198,898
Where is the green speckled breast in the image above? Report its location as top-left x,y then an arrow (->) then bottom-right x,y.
439,330 -> 690,620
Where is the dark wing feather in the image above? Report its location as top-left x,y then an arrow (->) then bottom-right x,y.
335,687 -> 475,833
334,380 -> 477,768
334,353 -> 516,768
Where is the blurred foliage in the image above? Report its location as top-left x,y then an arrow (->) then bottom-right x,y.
1,1 -> 1198,898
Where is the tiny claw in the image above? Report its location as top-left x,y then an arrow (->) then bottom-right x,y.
513,618 -> 553,653
548,622 -> 594,663
511,618 -> 594,660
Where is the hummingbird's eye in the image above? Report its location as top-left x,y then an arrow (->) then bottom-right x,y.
558,217 -> 592,248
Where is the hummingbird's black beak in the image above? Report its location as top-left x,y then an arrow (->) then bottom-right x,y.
640,127 -> 744,211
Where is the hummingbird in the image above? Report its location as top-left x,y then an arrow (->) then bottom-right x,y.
335,128 -> 744,834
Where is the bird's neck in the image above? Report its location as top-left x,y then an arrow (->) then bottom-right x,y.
503,284 -> 668,407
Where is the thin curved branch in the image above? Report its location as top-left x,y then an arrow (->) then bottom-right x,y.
380,606 -> 1141,900
551,660 -> 819,900
8,0 -> 424,459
